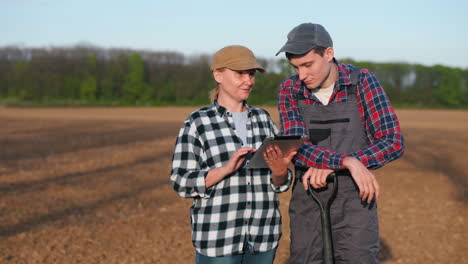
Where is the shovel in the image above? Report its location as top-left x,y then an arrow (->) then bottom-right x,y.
307,172 -> 338,264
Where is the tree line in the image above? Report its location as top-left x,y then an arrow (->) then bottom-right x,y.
0,45 -> 467,108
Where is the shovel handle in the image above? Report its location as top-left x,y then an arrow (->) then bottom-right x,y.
307,172 -> 338,264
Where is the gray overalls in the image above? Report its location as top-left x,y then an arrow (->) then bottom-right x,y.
289,69 -> 380,264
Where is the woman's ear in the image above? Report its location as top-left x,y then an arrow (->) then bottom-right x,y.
213,70 -> 223,84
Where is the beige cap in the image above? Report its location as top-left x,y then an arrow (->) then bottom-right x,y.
210,45 -> 265,72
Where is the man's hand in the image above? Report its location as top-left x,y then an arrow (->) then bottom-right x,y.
343,156 -> 380,203
302,167 -> 334,190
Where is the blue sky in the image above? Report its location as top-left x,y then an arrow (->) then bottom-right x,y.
2,0 -> 468,68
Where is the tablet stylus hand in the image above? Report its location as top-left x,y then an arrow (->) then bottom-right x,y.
225,147 -> 256,173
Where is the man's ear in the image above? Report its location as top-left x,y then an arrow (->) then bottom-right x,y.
325,47 -> 334,62
213,70 -> 223,84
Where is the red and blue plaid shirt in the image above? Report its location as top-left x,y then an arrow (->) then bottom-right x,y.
278,60 -> 405,170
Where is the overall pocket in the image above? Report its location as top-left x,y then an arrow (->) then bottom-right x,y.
308,128 -> 331,145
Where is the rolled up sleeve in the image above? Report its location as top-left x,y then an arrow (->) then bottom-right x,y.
170,121 -> 215,199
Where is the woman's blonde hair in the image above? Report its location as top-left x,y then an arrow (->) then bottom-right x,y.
209,68 -> 225,103
209,85 -> 219,103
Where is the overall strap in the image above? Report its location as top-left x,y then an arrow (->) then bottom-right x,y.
348,67 -> 361,95
297,87 -> 307,106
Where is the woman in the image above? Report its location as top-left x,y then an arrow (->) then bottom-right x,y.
170,45 -> 296,263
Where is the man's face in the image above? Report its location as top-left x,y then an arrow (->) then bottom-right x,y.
213,68 -> 256,103
289,48 -> 334,89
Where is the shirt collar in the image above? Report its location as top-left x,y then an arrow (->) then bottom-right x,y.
213,99 -> 252,117
335,58 -> 355,87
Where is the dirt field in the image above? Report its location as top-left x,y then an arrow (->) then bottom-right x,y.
0,107 -> 466,263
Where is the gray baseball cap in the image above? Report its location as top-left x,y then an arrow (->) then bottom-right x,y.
275,23 -> 333,56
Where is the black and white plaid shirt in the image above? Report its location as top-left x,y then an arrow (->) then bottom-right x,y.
170,101 -> 291,257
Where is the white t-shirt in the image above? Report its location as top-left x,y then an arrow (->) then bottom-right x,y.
231,111 -> 248,145
313,82 -> 335,105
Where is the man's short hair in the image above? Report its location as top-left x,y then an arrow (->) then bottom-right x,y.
286,46 -> 327,60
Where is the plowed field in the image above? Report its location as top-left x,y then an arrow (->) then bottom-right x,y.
0,107 -> 466,263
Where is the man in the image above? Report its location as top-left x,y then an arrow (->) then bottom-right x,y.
275,23 -> 405,263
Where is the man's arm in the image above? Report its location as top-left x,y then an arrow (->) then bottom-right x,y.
347,69 -> 405,169
298,69 -> 404,202
278,77 -> 346,170
278,71 -> 405,171
302,157 -> 380,203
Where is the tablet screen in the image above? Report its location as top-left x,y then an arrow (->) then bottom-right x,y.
245,136 -> 305,169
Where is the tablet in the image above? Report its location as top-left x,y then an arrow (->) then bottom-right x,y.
245,136 -> 306,169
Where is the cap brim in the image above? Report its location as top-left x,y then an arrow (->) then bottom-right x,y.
228,67 -> 265,73
275,42 -> 316,56
226,62 -> 265,73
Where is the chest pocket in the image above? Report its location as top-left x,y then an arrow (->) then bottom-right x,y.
307,117 -> 353,153
309,128 -> 331,145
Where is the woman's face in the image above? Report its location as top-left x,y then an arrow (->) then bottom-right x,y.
213,68 -> 256,103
